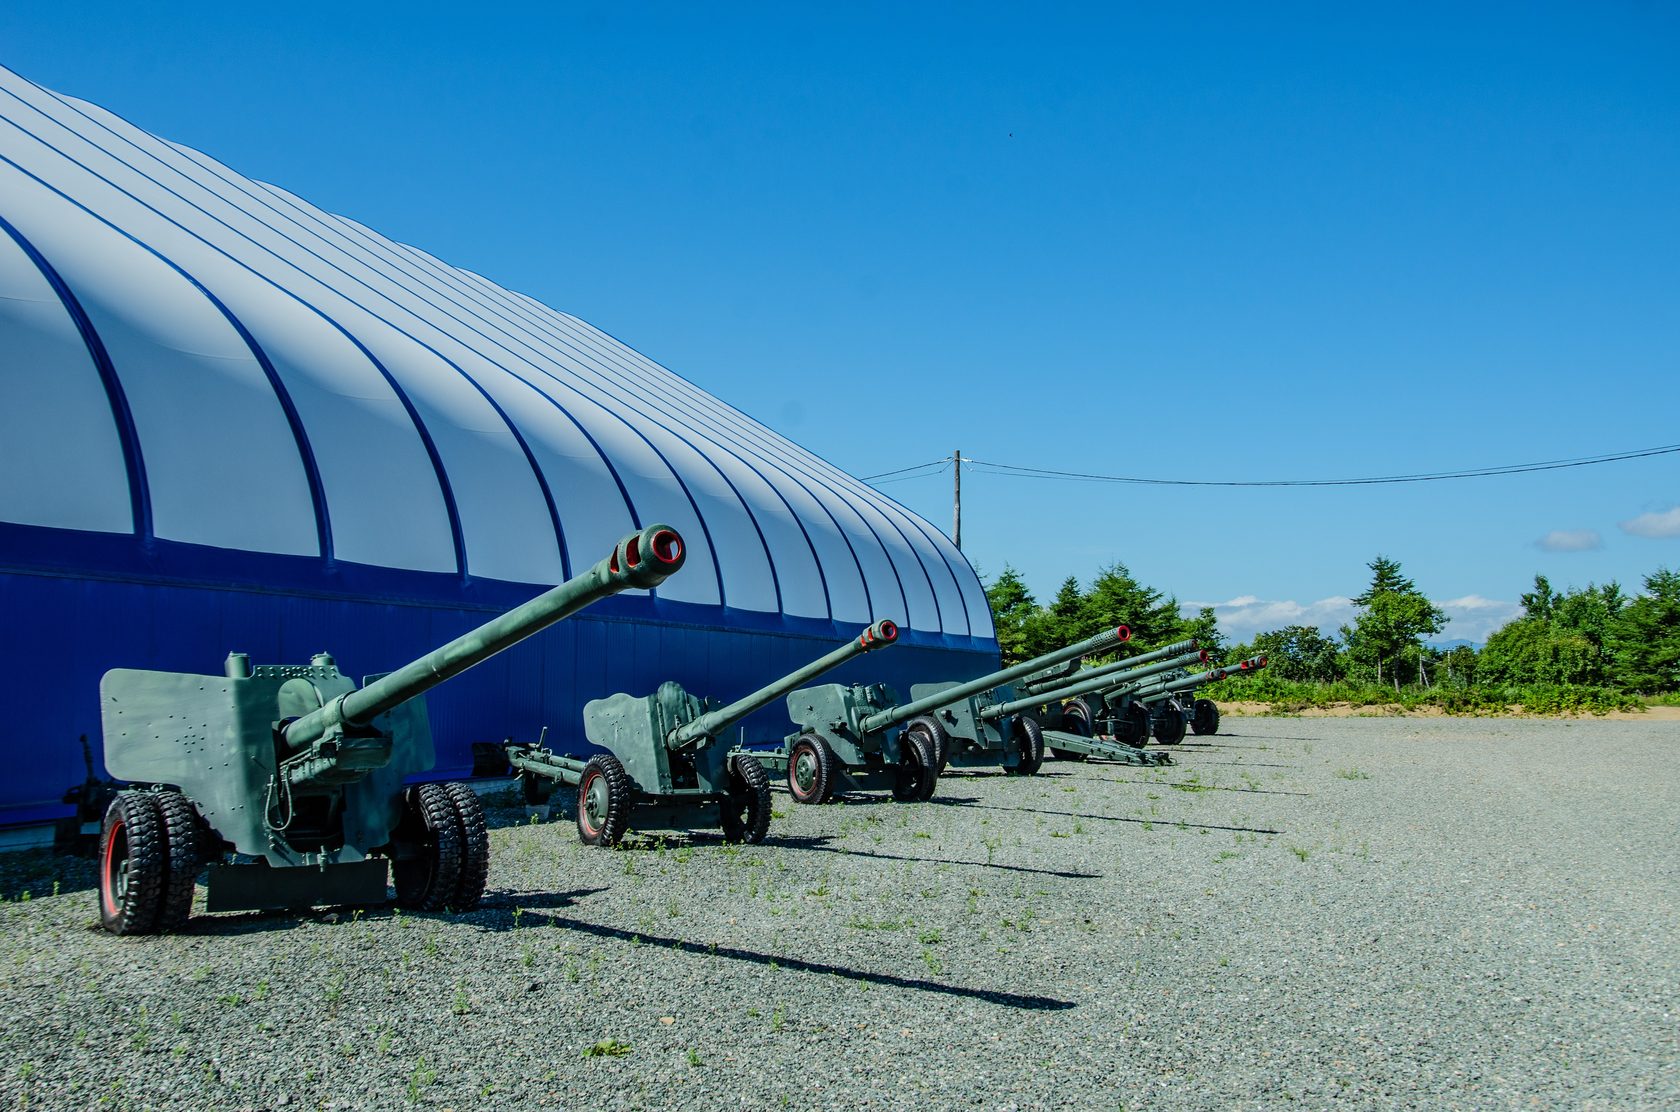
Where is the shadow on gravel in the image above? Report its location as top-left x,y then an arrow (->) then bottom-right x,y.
1084,776 -> 1310,797
758,835 -> 1103,880
631,829 -> 1100,879
1197,734 -> 1321,743
826,794 -> 983,808
970,803 -> 1281,836
502,913 -> 1077,1012
1175,759 -> 1299,769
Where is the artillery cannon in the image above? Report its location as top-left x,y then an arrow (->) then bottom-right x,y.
767,624 -> 1132,804
1007,646 -> 1212,763
1018,642 -> 1204,742
94,525 -> 686,935
506,621 -> 900,846
1140,655 -> 1268,742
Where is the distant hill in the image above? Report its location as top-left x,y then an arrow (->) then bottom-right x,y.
1428,638 -> 1482,652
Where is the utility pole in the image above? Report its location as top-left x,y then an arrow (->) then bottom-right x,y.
952,449 -> 962,550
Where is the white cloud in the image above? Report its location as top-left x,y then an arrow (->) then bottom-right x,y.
1184,593 -> 1522,646
1536,529 -> 1602,552
1182,596 -> 1356,643
1620,507 -> 1680,539
1435,597 -> 1523,644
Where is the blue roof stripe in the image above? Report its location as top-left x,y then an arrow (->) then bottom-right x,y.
0,209 -> 151,540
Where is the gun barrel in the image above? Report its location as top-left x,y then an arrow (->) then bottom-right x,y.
1021,638 -> 1198,694
282,524 -> 686,751
1134,665 -> 1234,703
1137,656 -> 1268,704
666,620 -> 899,748
1027,646 -> 1208,698
858,623 -> 1131,734
1026,649 -> 1208,711
981,648 -> 1206,721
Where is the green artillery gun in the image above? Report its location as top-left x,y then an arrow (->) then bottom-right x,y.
1015,639 -> 1201,741
1141,655 -> 1269,742
94,525 -> 686,935
765,624 -> 1133,804
1066,647 -> 1214,748
505,620 -> 900,846
1004,644 -> 1212,764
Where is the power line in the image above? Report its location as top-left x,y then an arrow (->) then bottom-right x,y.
861,457 -> 951,482
960,442 -> 1680,488
868,467 -> 949,487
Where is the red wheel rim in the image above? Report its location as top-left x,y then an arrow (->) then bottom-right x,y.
100,819 -> 125,918
578,770 -> 603,837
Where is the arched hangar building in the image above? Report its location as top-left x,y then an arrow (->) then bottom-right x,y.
0,64 -> 998,835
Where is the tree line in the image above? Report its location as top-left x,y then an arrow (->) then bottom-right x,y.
984,557 -> 1680,711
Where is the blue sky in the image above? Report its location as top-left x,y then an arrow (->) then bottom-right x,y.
4,2 -> 1676,643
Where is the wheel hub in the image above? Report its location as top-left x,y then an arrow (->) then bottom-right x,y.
584,776 -> 608,828
793,751 -> 816,792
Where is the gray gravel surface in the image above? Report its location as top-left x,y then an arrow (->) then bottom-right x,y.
2,716 -> 1676,1110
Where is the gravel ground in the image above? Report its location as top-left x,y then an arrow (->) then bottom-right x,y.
2,716 -> 1676,1111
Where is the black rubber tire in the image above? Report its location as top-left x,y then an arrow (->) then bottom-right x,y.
1116,703 -> 1152,749
1050,702 -> 1090,761
1192,698 -> 1221,736
98,791 -> 166,936
905,714 -> 951,776
442,782 -> 490,911
721,756 -> 772,844
153,790 -> 202,932
1005,716 -> 1045,776
576,754 -> 633,848
1153,704 -> 1189,746
393,783 -> 464,911
786,734 -> 837,805
891,727 -> 938,802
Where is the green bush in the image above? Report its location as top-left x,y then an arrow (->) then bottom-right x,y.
1204,675 -> 1641,716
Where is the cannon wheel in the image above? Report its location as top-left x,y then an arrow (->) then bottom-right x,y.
393,783 -> 464,910
1153,703 -> 1188,746
1005,717 -> 1044,776
1050,702 -> 1091,762
1191,698 -> 1221,736
98,791 -> 166,936
905,714 -> 951,776
153,790 -> 203,932
721,756 -> 772,844
891,727 -> 937,802
442,783 -> 490,911
787,734 -> 837,805
1115,703 -> 1152,749
576,755 -> 633,848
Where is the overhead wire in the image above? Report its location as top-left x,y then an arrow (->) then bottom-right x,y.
861,457 -> 952,482
958,442 -> 1680,488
